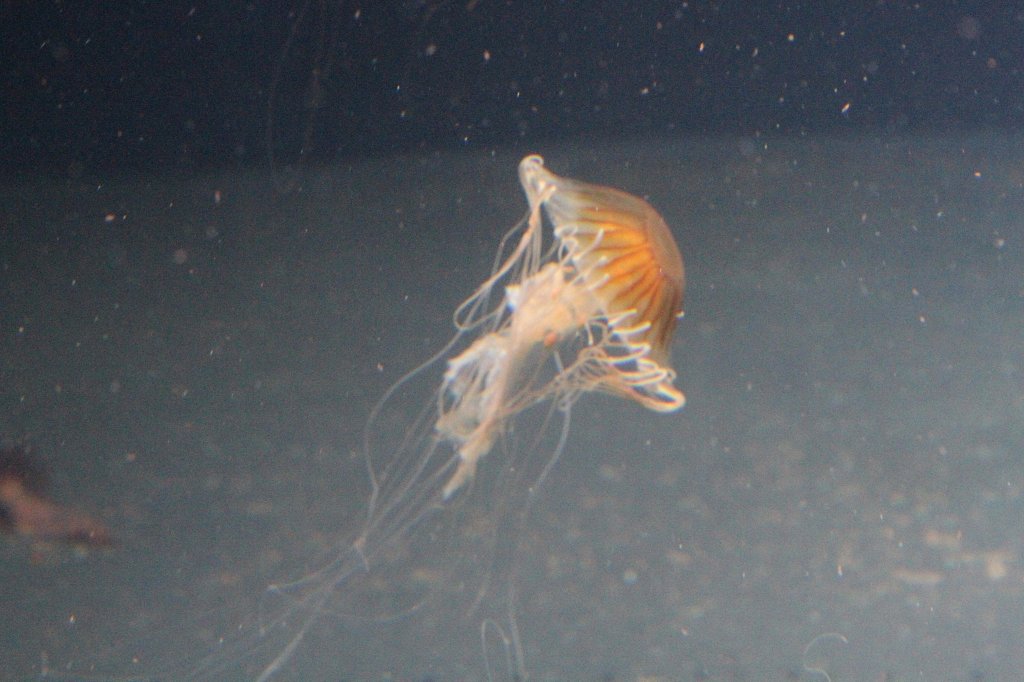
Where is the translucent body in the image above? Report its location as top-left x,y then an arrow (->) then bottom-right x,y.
269,155 -> 686,679
438,154 -> 685,497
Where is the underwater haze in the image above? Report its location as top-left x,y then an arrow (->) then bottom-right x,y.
2,134 -> 1023,680
3,2 -> 1024,680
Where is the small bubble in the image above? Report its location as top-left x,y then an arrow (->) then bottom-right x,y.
957,15 -> 981,41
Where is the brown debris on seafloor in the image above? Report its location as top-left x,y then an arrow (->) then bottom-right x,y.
0,445 -> 114,550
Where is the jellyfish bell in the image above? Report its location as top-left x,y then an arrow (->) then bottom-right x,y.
518,154 -> 685,370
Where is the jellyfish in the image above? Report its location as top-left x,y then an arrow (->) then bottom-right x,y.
252,154 -> 686,680
248,154 -> 687,681
436,154 -> 685,498
56,155 -> 686,681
